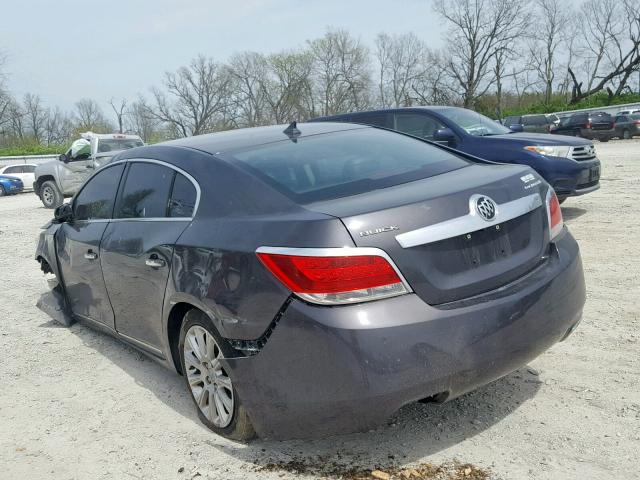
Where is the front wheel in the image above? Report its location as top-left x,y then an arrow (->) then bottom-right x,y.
40,181 -> 63,208
179,309 -> 255,442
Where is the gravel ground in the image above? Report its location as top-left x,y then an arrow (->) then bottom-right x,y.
1,140 -> 639,480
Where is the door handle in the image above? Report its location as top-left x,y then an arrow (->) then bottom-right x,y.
145,256 -> 166,268
84,251 -> 98,260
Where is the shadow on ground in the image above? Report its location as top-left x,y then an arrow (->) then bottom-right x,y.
43,318 -> 542,472
561,206 -> 587,222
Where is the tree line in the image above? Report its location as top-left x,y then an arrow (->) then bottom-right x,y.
1,0 -> 639,151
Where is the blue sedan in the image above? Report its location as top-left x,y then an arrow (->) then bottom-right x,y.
0,175 -> 24,196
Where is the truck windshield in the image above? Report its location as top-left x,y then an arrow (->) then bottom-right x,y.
97,139 -> 144,153
439,108 -> 511,136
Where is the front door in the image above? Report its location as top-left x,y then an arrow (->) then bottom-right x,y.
59,150 -> 95,195
100,161 -> 197,350
55,163 -> 125,327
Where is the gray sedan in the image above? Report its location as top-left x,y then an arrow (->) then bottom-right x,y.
35,122 -> 585,440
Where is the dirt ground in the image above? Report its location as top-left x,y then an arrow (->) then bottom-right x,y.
1,140 -> 638,480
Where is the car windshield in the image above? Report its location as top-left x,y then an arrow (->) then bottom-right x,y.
97,138 -> 144,153
438,108 -> 511,136
230,127 -> 470,203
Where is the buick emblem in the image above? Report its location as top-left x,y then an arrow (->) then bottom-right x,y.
475,196 -> 497,221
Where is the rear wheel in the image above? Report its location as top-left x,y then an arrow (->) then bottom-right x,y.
623,129 -> 631,140
179,309 -> 255,442
0,185 -> 5,197
40,181 -> 63,208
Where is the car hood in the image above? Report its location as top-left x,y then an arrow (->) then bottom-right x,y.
0,175 -> 22,182
486,132 -> 592,146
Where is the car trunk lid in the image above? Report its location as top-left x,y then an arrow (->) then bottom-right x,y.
305,164 -> 550,305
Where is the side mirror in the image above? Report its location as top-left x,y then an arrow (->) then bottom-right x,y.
509,124 -> 524,133
433,128 -> 456,146
59,153 -> 69,163
53,203 -> 73,223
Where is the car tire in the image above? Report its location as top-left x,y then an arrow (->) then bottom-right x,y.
623,129 -> 631,140
0,185 -> 5,197
600,137 -> 610,142
558,197 -> 567,205
40,181 -> 63,209
179,309 -> 255,442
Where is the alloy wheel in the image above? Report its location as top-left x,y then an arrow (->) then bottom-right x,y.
42,186 -> 54,206
183,325 -> 234,428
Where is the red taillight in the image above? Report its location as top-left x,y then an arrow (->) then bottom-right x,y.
634,120 -> 640,125
546,190 -> 563,241
256,248 -> 409,305
585,122 -> 592,129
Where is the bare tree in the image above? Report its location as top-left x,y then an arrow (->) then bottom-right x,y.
109,98 -> 127,133
23,93 -> 47,143
262,51 -> 314,123
433,0 -> 529,108
150,55 -> 232,137
74,98 -> 111,133
43,106 -> 73,146
125,97 -> 159,142
308,29 -> 372,116
528,0 -> 572,104
375,32 -> 430,107
568,0 -> 640,103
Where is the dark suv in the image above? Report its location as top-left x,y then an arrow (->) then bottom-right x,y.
504,114 -> 560,133
311,107 -> 601,202
551,112 -> 615,142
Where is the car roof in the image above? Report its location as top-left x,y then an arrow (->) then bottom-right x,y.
157,122 -> 368,155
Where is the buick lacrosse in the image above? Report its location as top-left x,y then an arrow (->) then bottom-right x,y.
36,122 -> 585,440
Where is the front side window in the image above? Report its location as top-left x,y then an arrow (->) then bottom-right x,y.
23,165 -> 36,173
116,163 -> 174,219
437,108 -> 511,136
74,164 -> 125,220
231,127 -> 470,203
394,113 -> 445,140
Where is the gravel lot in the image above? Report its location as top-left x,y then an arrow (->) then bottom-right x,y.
1,141 -> 639,480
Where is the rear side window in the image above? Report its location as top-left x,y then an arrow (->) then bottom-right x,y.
74,164 -> 125,220
4,165 -> 21,174
231,127 -> 470,203
504,116 -> 520,125
169,173 -> 197,218
116,163 -> 174,219
394,113 -> 445,140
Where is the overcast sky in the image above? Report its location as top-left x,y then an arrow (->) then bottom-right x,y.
1,0 -> 443,117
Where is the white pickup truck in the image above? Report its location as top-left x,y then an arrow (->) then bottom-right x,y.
34,132 -> 144,208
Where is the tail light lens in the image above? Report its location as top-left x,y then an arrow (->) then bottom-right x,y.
586,122 -> 592,129
256,247 -> 410,305
546,189 -> 563,241
634,120 -> 640,125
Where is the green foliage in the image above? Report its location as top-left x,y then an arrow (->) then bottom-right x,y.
0,144 -> 65,157
499,92 -> 640,118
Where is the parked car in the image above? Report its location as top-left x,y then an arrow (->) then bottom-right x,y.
613,114 -> 640,139
0,174 -> 24,196
0,163 -> 37,191
36,122 -> 586,440
550,112 -> 615,142
311,107 -> 601,203
503,114 -> 560,133
33,132 -> 144,208
616,109 -> 640,116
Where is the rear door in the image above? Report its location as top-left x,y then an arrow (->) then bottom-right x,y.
56,163 -> 125,327
100,160 -> 198,351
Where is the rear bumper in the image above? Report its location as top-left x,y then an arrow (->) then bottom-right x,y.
225,232 -> 586,439
582,129 -> 614,140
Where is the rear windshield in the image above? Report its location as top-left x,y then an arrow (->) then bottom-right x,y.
97,138 -> 144,153
230,128 -> 470,203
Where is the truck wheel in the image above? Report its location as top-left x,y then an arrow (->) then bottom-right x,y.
40,181 -> 63,209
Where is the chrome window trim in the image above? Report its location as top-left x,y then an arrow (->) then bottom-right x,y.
395,193 -> 543,248
75,158 -> 201,223
255,246 -> 413,294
